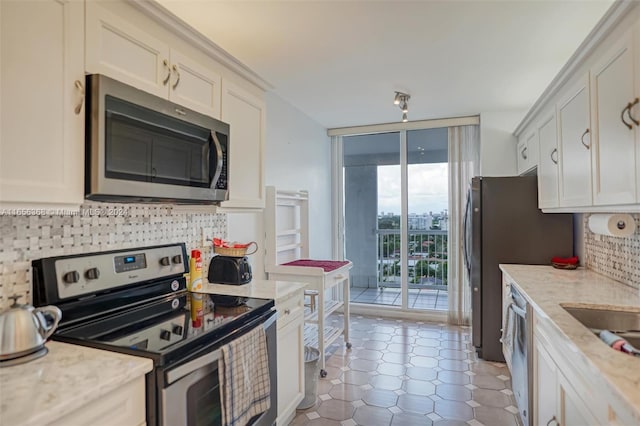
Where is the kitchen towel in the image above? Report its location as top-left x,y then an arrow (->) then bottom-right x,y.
500,306 -> 515,353
218,325 -> 271,426
282,259 -> 350,272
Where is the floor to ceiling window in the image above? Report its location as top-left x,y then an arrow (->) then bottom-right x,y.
340,128 -> 450,311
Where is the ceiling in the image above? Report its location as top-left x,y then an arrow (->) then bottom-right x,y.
157,0 -> 613,129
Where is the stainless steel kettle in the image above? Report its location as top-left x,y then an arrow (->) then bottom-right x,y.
0,295 -> 61,361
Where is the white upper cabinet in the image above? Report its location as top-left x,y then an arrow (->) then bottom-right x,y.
537,112 -> 560,209
168,50 -> 221,118
220,81 -> 265,209
0,0 -> 85,207
85,2 -> 221,119
590,29 -> 637,205
516,129 -> 538,175
557,75 -> 592,207
515,3 -> 640,212
86,2 -> 169,99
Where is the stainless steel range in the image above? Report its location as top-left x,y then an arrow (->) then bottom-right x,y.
32,243 -> 277,426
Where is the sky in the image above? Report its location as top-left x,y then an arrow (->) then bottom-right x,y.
377,163 -> 449,215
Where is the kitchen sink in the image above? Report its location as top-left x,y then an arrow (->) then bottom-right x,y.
562,305 -> 640,348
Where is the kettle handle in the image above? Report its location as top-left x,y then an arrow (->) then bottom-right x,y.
34,305 -> 62,340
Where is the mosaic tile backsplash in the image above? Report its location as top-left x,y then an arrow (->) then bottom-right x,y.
584,213 -> 640,290
0,203 -> 226,309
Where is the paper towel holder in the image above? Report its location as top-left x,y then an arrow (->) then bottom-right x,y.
588,213 -> 636,237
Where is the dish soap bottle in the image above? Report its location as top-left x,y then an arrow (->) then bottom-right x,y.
189,249 -> 204,328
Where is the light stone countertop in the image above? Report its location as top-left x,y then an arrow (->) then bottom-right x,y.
499,264 -> 640,417
0,341 -> 152,426
200,278 -> 307,304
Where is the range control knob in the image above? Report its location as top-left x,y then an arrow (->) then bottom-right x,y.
159,329 -> 171,341
172,325 -> 184,335
85,267 -> 100,280
159,256 -> 171,266
63,271 -> 80,284
171,255 -> 182,264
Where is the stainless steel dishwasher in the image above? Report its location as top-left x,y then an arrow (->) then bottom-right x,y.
509,285 -> 532,426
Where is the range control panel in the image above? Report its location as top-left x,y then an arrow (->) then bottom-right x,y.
53,244 -> 187,300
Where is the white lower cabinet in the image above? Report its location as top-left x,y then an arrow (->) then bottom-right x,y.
534,319 -> 605,426
558,372 -> 599,426
534,336 -> 558,426
276,292 -> 305,425
50,376 -> 146,426
0,0 -> 85,208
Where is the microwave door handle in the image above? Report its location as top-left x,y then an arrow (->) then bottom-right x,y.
210,131 -> 224,189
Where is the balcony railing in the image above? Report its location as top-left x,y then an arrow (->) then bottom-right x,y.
377,229 -> 448,290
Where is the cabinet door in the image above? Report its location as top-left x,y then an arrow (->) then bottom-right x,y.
276,312 -> 304,424
516,136 -> 529,175
534,338 -> 558,426
86,2 -> 170,99
558,371 -> 599,426
590,30 -> 637,205
169,49 -> 221,119
537,113 -> 560,209
526,129 -> 539,172
0,0 -> 84,207
220,81 -> 265,209
558,76 -> 592,207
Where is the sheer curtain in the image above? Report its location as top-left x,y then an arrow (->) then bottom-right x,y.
448,125 -> 479,325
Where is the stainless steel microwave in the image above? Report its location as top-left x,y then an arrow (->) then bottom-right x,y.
85,74 -> 229,204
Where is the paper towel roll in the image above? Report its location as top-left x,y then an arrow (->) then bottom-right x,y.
588,214 -> 636,237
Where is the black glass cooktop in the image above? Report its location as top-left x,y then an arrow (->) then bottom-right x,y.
54,292 -> 274,367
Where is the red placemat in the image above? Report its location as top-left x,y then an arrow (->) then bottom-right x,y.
282,259 -> 349,272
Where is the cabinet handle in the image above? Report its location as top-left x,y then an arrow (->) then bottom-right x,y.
627,98 -> 639,126
284,309 -> 291,315
550,148 -> 558,164
521,146 -> 528,160
546,415 -> 558,426
580,128 -> 590,149
162,59 -> 171,86
621,104 -> 633,129
73,80 -> 85,115
172,65 -> 181,89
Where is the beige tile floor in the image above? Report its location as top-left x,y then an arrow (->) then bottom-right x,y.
291,315 -> 520,426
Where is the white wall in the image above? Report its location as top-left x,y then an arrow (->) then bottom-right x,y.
227,92 -> 331,279
479,111 -> 526,176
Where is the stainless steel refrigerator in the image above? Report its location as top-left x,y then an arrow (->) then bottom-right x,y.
464,176 -> 573,362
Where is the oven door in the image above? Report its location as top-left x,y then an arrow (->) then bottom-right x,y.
161,311 -> 277,426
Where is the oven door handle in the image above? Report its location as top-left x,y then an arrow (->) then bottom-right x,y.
166,312 -> 277,385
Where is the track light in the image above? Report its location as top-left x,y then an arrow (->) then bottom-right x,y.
393,91 -> 411,122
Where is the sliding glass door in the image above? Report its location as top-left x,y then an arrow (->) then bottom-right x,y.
342,128 -> 449,311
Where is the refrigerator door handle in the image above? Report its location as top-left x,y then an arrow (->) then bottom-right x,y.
462,189 -> 472,276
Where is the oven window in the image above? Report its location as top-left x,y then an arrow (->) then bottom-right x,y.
104,96 -> 215,188
187,371 -> 223,426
